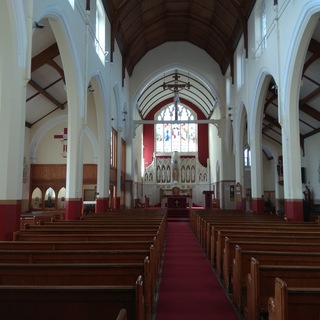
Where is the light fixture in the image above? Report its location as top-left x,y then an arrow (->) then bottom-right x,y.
227,106 -> 233,123
271,84 -> 278,93
122,104 -> 128,121
33,21 -> 45,29
88,84 -> 94,92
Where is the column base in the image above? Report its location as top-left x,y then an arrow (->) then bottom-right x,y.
0,200 -> 21,240
114,197 -> 121,209
284,199 -> 303,221
236,198 -> 246,211
251,197 -> 264,214
96,198 -> 109,213
65,198 -> 82,220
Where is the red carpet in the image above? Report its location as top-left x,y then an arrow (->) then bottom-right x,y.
155,222 -> 240,320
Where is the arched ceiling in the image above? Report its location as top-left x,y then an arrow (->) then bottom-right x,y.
26,2 -> 320,158
103,0 -> 256,77
136,69 -> 218,119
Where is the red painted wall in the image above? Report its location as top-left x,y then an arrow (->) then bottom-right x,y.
143,98 -> 209,167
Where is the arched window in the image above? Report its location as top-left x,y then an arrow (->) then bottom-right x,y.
244,146 -> 251,168
261,0 -> 267,50
155,104 -> 197,153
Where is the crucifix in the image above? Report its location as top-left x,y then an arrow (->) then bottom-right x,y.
174,199 -> 180,207
162,71 -> 191,121
54,128 -> 68,158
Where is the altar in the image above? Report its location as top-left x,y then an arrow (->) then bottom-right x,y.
144,152 -> 210,207
161,194 -> 192,208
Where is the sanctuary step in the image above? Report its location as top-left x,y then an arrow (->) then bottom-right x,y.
167,208 -> 189,219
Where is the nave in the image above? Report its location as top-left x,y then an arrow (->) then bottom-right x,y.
155,220 -> 239,320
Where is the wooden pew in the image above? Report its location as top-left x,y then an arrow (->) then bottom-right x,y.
0,240 -> 154,251
20,211 -> 64,228
0,245 -> 158,315
16,210 -> 167,320
12,234 -> 163,281
0,260 -> 150,320
268,278 -> 320,320
117,309 -> 128,320
190,210 -> 283,252
189,209 -> 318,259
13,232 -> 159,242
0,279 -> 141,320
222,236 -> 320,291
232,245 -> 320,312
0,248 -> 151,264
16,228 -> 159,235
211,225 -> 320,267
247,258 -> 320,320
215,230 -> 320,272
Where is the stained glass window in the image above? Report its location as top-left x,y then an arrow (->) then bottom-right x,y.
155,104 -> 197,153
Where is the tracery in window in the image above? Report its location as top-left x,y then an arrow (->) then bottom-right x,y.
155,104 -> 197,153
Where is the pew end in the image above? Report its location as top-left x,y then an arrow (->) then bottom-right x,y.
268,277 -> 320,320
116,309 -> 127,320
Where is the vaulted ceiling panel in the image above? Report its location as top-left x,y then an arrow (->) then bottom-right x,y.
27,0 -> 320,153
104,0 -> 256,75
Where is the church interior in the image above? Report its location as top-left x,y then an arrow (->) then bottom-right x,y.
1,0 -> 320,319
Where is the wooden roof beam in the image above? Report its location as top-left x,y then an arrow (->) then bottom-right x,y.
28,79 -> 65,110
31,43 -> 60,72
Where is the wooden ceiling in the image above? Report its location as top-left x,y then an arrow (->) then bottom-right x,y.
26,1 -> 320,158
103,0 -> 257,76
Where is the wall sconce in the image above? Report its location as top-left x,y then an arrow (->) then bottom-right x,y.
227,106 -> 233,122
33,21 -> 45,29
122,104 -> 128,121
88,84 -> 94,92
271,84 -> 278,93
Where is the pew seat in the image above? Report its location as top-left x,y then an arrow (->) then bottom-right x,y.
232,246 -> 320,312
268,278 -> 320,320
246,258 -> 320,320
0,281 -> 142,320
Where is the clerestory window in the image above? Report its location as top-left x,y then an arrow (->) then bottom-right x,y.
244,146 -> 251,168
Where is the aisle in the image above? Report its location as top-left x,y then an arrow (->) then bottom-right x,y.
155,221 -> 240,320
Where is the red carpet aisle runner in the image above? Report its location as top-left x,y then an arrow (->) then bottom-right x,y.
155,222 -> 240,320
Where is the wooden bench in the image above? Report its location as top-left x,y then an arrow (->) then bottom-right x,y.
190,210 -> 284,252
204,217 -> 285,253
0,260 -> 150,319
0,245 -> 158,309
189,209 -> 318,257
247,258 -> 320,320
0,240 -> 154,250
117,309 -> 128,320
232,245 -> 320,312
13,232 -> 159,242
219,237 -> 320,291
16,228 -> 159,235
211,225 -> 320,267
0,280 -> 141,320
20,211 -> 64,228
215,230 -> 320,271
0,248 -> 151,264
14,209 -> 167,320
268,277 -> 320,320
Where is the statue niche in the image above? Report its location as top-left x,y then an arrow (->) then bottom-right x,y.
171,151 -> 179,182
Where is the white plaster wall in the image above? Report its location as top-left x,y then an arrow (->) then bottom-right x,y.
130,42 -> 225,113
